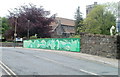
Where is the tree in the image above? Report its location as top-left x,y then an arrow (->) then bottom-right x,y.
102,2 -> 120,34
74,6 -> 83,34
5,4 -> 54,39
101,11 -> 116,35
0,17 -> 10,39
105,2 -> 119,17
82,5 -> 116,35
2,17 -> 10,35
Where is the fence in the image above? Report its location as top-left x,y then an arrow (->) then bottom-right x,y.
23,38 -> 80,52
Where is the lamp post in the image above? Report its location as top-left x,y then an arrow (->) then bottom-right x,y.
14,16 -> 18,48
27,20 -> 30,39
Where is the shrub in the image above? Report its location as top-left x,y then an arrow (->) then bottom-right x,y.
30,36 -> 37,39
69,35 -> 80,38
23,37 -> 27,40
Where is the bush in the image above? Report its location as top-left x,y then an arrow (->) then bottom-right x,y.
23,37 -> 27,40
30,36 -> 37,39
69,35 -> 80,38
0,39 -> 6,42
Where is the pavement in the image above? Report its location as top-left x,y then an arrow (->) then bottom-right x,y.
22,48 -> 119,68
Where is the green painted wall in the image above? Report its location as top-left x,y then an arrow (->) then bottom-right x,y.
23,38 -> 80,52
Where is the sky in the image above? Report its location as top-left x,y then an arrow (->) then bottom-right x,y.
0,0 -> 119,19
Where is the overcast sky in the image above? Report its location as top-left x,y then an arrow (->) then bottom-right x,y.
0,0 -> 119,19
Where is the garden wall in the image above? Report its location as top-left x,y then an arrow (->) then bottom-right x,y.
0,42 -> 23,47
80,33 -> 120,59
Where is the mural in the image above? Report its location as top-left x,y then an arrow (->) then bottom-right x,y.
23,38 -> 80,52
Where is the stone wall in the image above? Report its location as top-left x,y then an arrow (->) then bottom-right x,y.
0,42 -> 23,47
117,36 -> 120,59
80,33 -> 120,59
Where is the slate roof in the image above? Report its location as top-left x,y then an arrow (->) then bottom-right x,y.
55,17 -> 75,26
49,17 -> 75,33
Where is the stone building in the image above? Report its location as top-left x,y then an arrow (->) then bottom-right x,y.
86,2 -> 98,16
116,17 -> 120,32
50,17 -> 75,38
116,1 -> 120,32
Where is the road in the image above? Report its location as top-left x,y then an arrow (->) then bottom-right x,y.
0,47 -> 118,76
0,66 -> 8,75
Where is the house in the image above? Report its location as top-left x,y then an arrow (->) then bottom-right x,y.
116,1 -> 120,32
50,17 -> 75,38
116,17 -> 120,32
86,2 -> 98,16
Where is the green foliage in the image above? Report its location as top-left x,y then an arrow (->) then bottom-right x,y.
23,37 -> 27,40
69,34 -> 80,38
0,17 -> 10,39
1,17 -> 10,34
105,2 -> 119,17
116,32 -> 120,35
82,5 -> 116,35
76,20 -> 84,33
74,6 -> 83,34
101,11 -> 116,35
30,36 -> 37,39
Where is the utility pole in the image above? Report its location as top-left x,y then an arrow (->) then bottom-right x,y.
27,20 -> 30,39
14,16 -> 18,48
